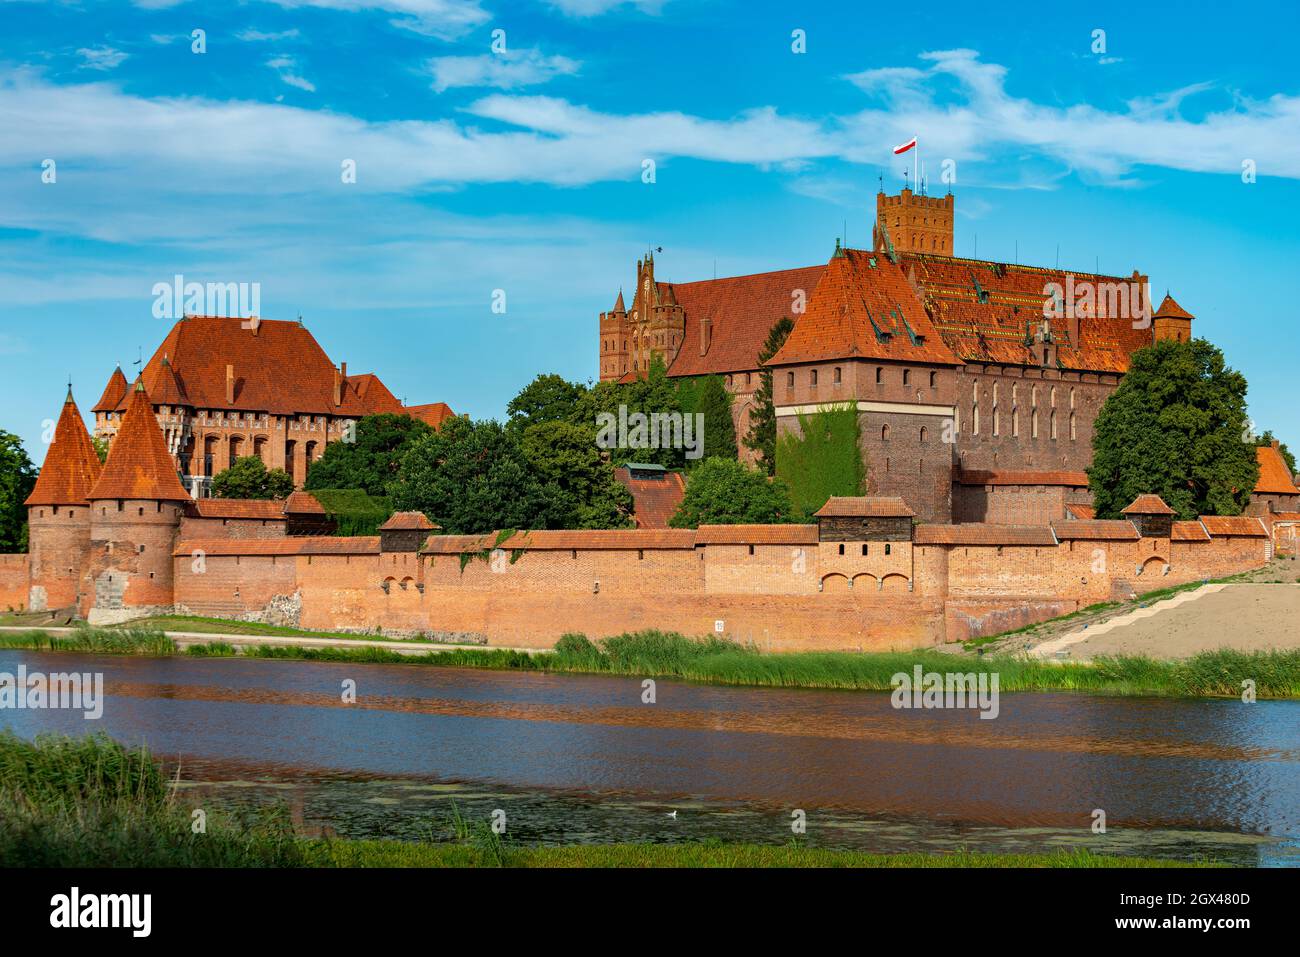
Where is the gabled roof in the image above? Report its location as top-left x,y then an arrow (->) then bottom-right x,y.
814,496 -> 915,518
1200,515 -> 1268,538
1050,519 -> 1139,540
190,499 -> 286,520
1153,294 -> 1194,320
1254,444 -> 1299,495
614,466 -> 686,529
1121,494 -> 1176,515
914,524 -> 1057,546
89,382 -> 191,502
91,366 -> 129,413
1170,520 -> 1210,542
1064,503 -> 1096,520
25,390 -> 103,507
665,265 -> 828,377
283,491 -> 326,515
406,402 -> 456,430
495,529 -> 697,550
770,249 -> 960,367
694,524 -> 818,544
378,511 -> 439,531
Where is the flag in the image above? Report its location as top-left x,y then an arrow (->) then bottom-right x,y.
894,137 -> 918,155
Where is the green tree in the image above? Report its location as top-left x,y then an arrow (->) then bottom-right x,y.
506,373 -> 588,434
677,374 -> 737,464
578,355 -> 686,468
1088,338 -> 1258,520
519,420 -> 633,528
211,456 -> 295,500
668,457 -> 796,527
744,316 -> 795,475
0,431 -> 38,552
305,413 -> 431,497
776,403 -> 864,518
391,417 -> 561,534
91,436 -> 109,464
1254,430 -> 1296,475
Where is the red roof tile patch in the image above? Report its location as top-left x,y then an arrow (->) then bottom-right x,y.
1050,519 -> 1139,540
1200,515 -> 1268,537
496,529 -> 697,550
25,392 -> 103,507
1254,445 -> 1300,495
89,383 -> 191,502
1121,494 -> 1176,515
1064,503 -> 1096,520
814,496 -> 915,518
694,524 -> 819,545
614,466 -> 686,529
406,402 -> 456,429
421,534 -> 495,554
1153,294 -> 1194,320
914,525 -> 1057,546
191,499 -> 286,520
1267,512 -> 1300,523
174,537 -> 380,557
378,511 -> 439,531
283,491 -> 326,514
1170,521 -> 1210,542
956,469 -> 1090,487
92,367 -> 129,414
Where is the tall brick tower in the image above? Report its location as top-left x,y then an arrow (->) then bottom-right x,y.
598,253 -> 685,380
598,290 -> 629,380
83,379 -> 190,624
1152,293 -> 1193,344
24,387 -> 103,612
874,187 -> 954,256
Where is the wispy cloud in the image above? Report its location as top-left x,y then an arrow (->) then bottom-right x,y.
428,48 -> 580,92
545,0 -> 668,15
77,46 -> 129,71
131,0 -> 489,39
267,55 -> 315,92
237,28 -> 302,42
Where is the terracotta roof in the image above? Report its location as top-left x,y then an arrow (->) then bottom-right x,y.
1254,445 -> 1300,495
770,249 -> 960,368
1153,294 -> 1194,320
378,511 -> 439,531
914,524 -> 1057,546
283,490 -> 326,514
91,367 -> 129,414
1050,519 -> 1139,540
421,534 -> 494,554
955,468 -> 1089,487
614,466 -> 686,529
1267,512 -> 1300,523
694,524 -> 819,544
1200,515 -> 1268,537
1170,521 -> 1210,542
899,254 -> 1154,374
89,382 -> 191,502
174,537 -> 381,557
661,265 -> 827,377
190,499 -> 286,520
406,402 -> 456,430
1121,494 -> 1176,515
496,529 -> 697,550
1064,503 -> 1096,520
25,391 -> 103,507
116,316 -> 404,417
814,496 -> 915,518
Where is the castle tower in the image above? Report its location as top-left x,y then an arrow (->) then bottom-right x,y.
599,290 -> 629,381
91,364 -> 129,443
1152,293 -> 1193,344
83,379 -> 191,624
874,188 -> 954,256
24,387 -> 103,612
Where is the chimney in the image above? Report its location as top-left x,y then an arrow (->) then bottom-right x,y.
699,317 -> 712,356
225,364 -> 235,405
1272,439 -> 1281,450
333,365 -> 342,407
1067,311 -> 1079,349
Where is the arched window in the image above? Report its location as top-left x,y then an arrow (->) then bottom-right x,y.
1070,388 -> 1076,409
929,370 -> 937,388
1051,386 -> 1057,407
1032,410 -> 1039,439
875,367 -> 883,384
1012,409 -> 1020,437
1050,409 -> 1058,440
920,426 -> 928,443
903,369 -> 911,385
787,371 -> 794,387
1031,385 -> 1039,408
972,381 -> 980,435
1069,411 -> 1077,441
882,424 -> 890,442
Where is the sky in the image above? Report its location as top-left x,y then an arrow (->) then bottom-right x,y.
2,0 -> 1298,462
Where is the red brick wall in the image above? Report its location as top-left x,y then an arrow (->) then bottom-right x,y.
179,516 -> 288,541
25,505 -> 93,611
0,555 -> 29,612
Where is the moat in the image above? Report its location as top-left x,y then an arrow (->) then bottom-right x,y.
2,648 -> 1297,866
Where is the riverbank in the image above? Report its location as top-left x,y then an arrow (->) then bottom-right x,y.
0,733 -> 1217,868
2,624 -> 1299,698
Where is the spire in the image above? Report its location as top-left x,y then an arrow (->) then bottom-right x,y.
87,382 -> 189,502
613,289 -> 626,313
91,365 -> 130,414
25,389 -> 103,507
1153,293 -> 1194,320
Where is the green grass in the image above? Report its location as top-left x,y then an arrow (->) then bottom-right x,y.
118,614 -> 399,642
0,733 -> 1212,869
0,626 -> 174,656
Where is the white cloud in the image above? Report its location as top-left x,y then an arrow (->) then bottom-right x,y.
545,0 -> 667,15
237,28 -> 303,42
77,46 -> 129,71
267,56 -> 316,92
428,49 -> 580,92
131,0 -> 488,39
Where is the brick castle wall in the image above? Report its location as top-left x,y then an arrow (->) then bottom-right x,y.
0,555 -> 30,611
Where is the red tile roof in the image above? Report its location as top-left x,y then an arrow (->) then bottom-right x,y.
114,316 -> 405,417
1254,445 -> 1300,495
1121,494 -> 1175,515
955,468 -> 1090,487
283,490 -> 326,514
914,524 -> 1057,546
88,382 -> 191,502
496,529 -> 697,550
664,265 -> 827,377
1153,294 -> 1194,320
1064,503 -> 1096,520
25,391 -> 103,507
694,524 -> 819,544
814,496 -> 915,518
613,466 -> 686,528
421,534 -> 494,554
174,537 -> 381,557
1199,515 -> 1268,537
1170,521 -> 1210,542
190,499 -> 285,520
406,402 -> 456,430
1268,512 -> 1300,523
1051,519 -> 1139,540
378,511 -> 439,531
770,249 -> 960,368
91,366 -> 129,414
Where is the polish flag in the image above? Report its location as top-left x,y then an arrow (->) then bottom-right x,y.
894,137 -> 918,154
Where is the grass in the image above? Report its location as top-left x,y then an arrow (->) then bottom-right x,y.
0,626 -> 175,656
0,733 -> 1213,869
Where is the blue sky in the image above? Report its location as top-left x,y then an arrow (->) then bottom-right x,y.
2,0 -> 1299,462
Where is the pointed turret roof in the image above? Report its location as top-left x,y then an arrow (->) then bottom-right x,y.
612,290 -> 626,313
1154,293 -> 1194,321
91,366 -> 129,413
25,389 -> 103,507
88,380 -> 190,502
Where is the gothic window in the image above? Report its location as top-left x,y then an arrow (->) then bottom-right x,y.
1070,411 -> 1077,441
1050,410 -> 1058,440
882,424 -> 890,442
1070,388 -> 1076,409
929,370 -> 937,388
1012,409 -> 1020,437
787,371 -> 794,388
972,382 -> 980,435
903,369 -> 910,385
920,426 -> 928,443
1032,410 -> 1039,439
876,367 -> 882,384
1051,386 -> 1057,407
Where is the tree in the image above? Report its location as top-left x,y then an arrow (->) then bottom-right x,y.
506,374 -> 587,434
211,456 -> 295,500
677,374 -> 737,464
0,431 -> 37,552
519,420 -> 633,528
1088,338 -> 1258,520
390,416 -> 561,534
305,413 -> 431,497
576,354 -> 686,468
668,456 -> 796,527
1255,430 -> 1297,475
744,316 -> 795,475
91,436 -> 109,464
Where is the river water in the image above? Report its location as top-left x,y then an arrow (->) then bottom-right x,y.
2,649 -> 1297,865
